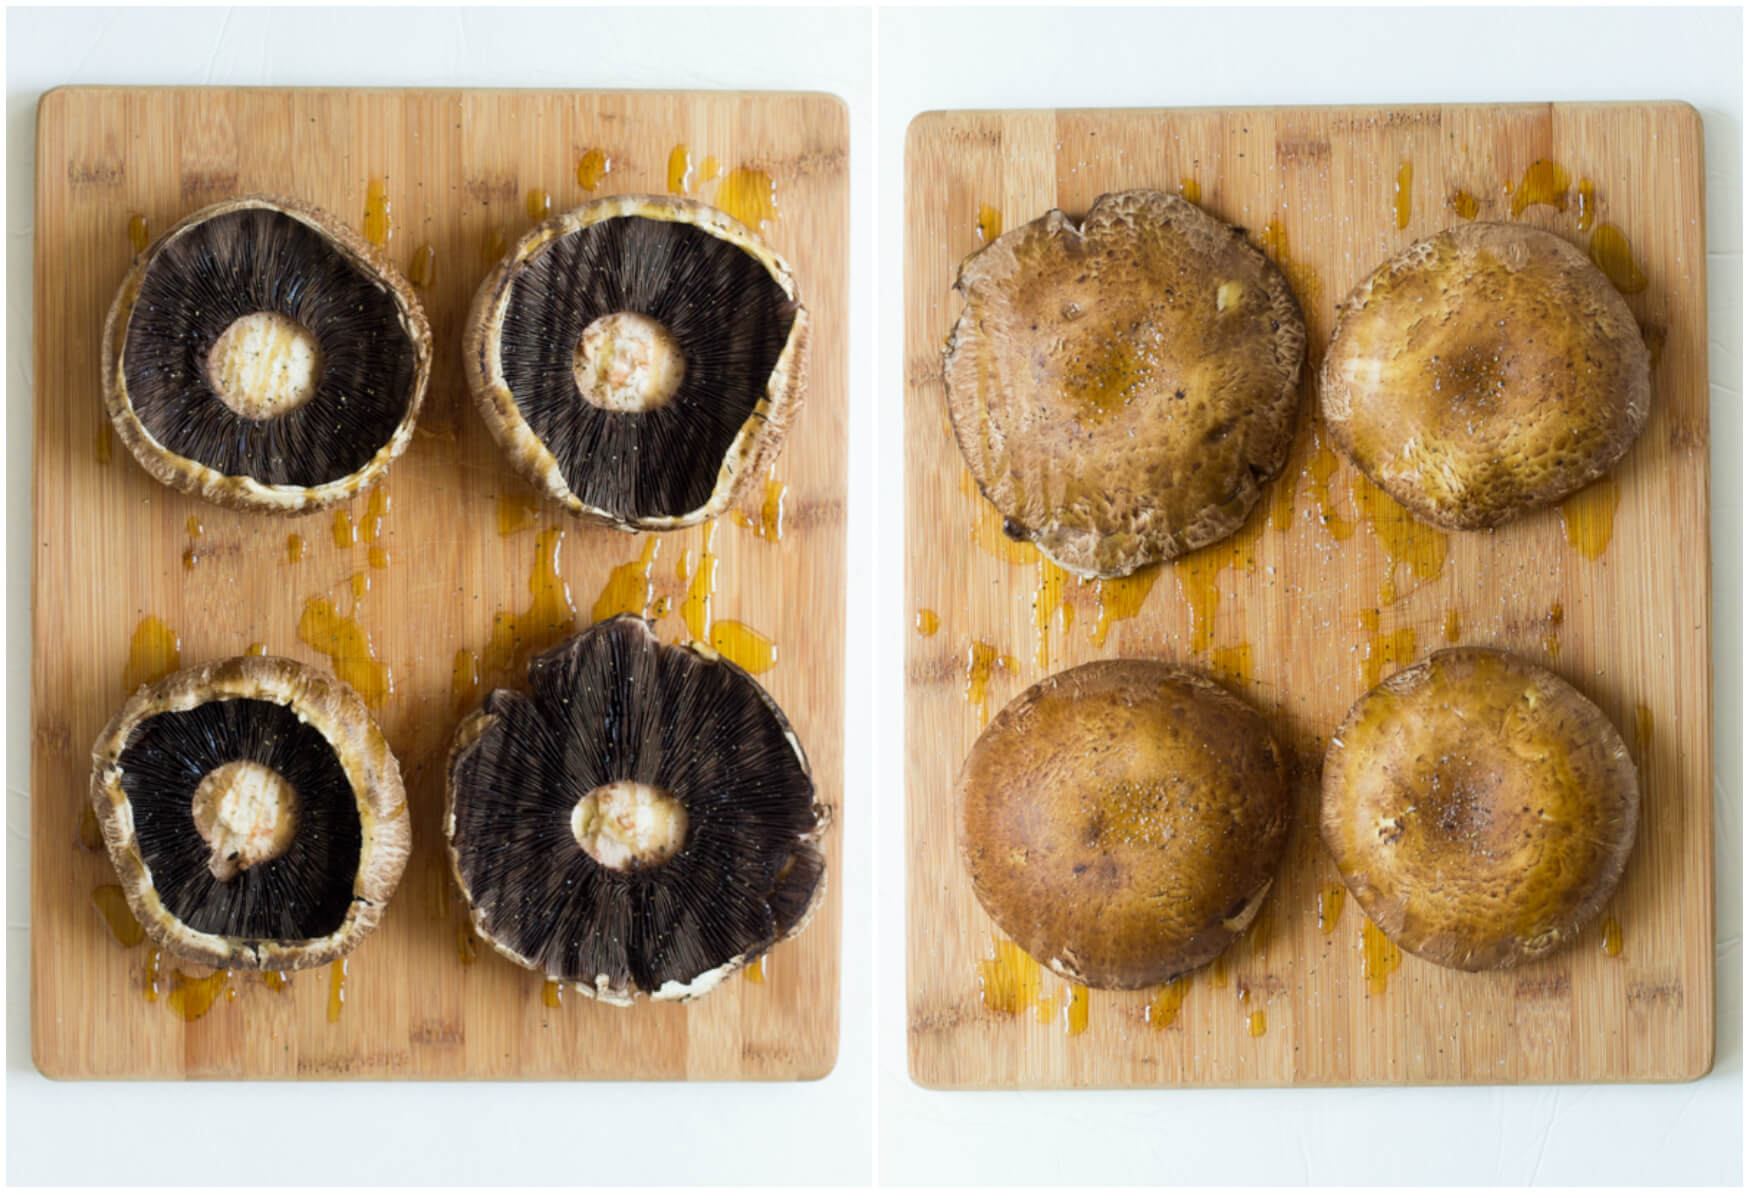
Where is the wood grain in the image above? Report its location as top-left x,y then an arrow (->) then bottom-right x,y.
905,103 -> 1711,1088
33,86 -> 847,1080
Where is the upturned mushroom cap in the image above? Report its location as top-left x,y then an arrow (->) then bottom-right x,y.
89,655 -> 410,971
1319,222 -> 1651,531
958,659 -> 1293,989
463,195 -> 809,532
1321,647 -> 1639,971
445,615 -> 827,1005
101,194 -> 431,514
943,189 -> 1305,579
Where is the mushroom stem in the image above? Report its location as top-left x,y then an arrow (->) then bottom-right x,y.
191,759 -> 299,881
572,780 -> 688,870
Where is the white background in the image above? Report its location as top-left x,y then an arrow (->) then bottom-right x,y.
876,5 -> 1742,1186
4,3 -> 1743,1189
3,6 -> 875,1186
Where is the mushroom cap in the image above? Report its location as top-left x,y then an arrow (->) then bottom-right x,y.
89,654 -> 410,971
1321,647 -> 1639,971
957,659 -> 1294,989
445,615 -> 827,1005
101,194 -> 431,514
943,189 -> 1305,579
1319,222 -> 1651,531
463,194 -> 809,532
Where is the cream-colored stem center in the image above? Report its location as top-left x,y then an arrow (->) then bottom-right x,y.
574,312 -> 685,413
191,760 -> 299,881
572,780 -> 688,870
207,311 -> 322,419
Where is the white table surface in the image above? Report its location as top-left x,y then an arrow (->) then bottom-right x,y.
874,5 -> 1742,1187
6,4 -> 1741,1188
4,6 -> 875,1186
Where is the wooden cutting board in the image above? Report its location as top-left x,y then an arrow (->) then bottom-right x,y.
905,103 -> 1712,1088
33,86 -> 846,1080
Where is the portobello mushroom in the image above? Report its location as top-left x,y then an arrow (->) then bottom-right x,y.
102,194 -> 431,513
89,655 -> 409,970
958,659 -> 1293,989
464,195 -> 809,531
1320,222 -> 1651,530
446,614 -> 826,1003
1321,647 -> 1639,971
943,189 -> 1306,579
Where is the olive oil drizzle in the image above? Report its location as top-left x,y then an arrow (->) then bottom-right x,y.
710,620 -> 777,673
964,640 -> 1014,727
123,615 -> 181,693
1359,609 -> 1415,689
975,204 -> 1002,244
408,243 -> 436,288
1394,160 -> 1413,229
496,493 -> 539,537
592,536 -> 662,622
92,884 -> 144,947
1589,224 -> 1648,294
577,148 -> 611,192
168,968 -> 230,1021
485,526 -> 577,675
298,594 -> 391,708
666,145 -> 693,195
362,178 -> 391,247
1510,159 -> 1569,216
1147,978 -> 1190,1030
1361,919 -> 1402,995
716,168 -> 779,231
1317,884 -> 1346,934
327,958 -> 347,1023
78,806 -> 104,851
451,649 -> 481,712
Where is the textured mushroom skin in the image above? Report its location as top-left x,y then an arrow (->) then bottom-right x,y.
89,655 -> 409,971
464,195 -> 809,532
958,659 -> 1293,989
1321,647 -> 1639,971
943,189 -> 1306,579
1320,222 -> 1651,531
101,194 -> 431,515
445,615 -> 827,1005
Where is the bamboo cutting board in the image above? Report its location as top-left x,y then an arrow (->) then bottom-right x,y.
905,103 -> 1711,1088
33,87 -> 846,1080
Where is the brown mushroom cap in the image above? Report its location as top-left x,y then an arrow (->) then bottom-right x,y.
89,655 -> 410,971
101,194 -> 431,515
1321,647 -> 1638,972
943,189 -> 1305,579
958,659 -> 1294,989
1319,222 -> 1650,531
463,194 -> 808,532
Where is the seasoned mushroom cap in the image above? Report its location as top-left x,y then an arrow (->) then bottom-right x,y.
1321,647 -> 1639,971
1319,222 -> 1651,531
958,659 -> 1293,989
464,195 -> 809,532
89,655 -> 409,971
446,615 -> 827,1005
943,189 -> 1305,579
102,194 -> 431,514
